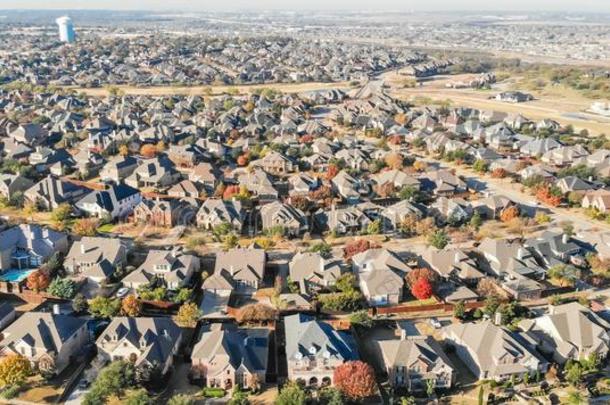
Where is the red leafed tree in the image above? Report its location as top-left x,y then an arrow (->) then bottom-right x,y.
411,277 -> 433,300
300,134 -> 314,144
343,239 -> 380,260
140,144 -> 157,158
491,168 -> 507,178
27,271 -> 50,292
406,268 -> 438,288
334,361 -> 377,400
388,135 -> 402,145
223,185 -> 241,200
326,164 -> 339,180
237,154 -> 249,166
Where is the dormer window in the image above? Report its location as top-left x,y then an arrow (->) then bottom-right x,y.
309,346 -> 317,355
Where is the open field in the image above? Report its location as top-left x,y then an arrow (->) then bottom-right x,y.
382,70 -> 610,135
70,80 -> 353,97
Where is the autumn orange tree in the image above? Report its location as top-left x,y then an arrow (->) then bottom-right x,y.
326,164 -> 339,180
121,295 -> 142,317
73,218 -> 99,236
0,355 -> 32,386
237,153 -> 249,166
385,152 -> 403,170
500,206 -> 520,223
334,361 -> 377,400
535,184 -> 562,207
236,303 -> 277,325
26,270 -> 50,292
413,160 -> 427,172
140,144 -> 157,158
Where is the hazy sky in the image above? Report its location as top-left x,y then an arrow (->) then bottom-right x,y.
0,0 -> 605,12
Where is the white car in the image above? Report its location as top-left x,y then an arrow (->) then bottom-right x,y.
116,287 -> 130,298
429,318 -> 442,329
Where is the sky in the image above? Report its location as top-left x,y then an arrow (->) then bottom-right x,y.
0,0 -> 606,13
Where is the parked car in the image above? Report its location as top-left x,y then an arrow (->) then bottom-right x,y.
116,287 -> 130,298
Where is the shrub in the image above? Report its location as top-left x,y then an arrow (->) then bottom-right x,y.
202,387 -> 226,398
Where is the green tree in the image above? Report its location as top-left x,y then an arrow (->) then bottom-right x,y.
349,310 -> 373,328
453,300 -> 466,320
275,381 -> 306,405
427,229 -> 450,249
308,242 -> 332,258
83,361 -> 135,405
228,386 -> 250,405
124,389 -> 153,405
470,210 -> 483,229
72,293 -> 88,313
50,203 -> 72,225
425,379 -> 435,397
366,219 -> 382,235
320,387 -> 343,405
167,394 -> 194,405
47,278 -> 77,299
472,159 -> 488,173
565,360 -> 584,386
88,297 -> 121,318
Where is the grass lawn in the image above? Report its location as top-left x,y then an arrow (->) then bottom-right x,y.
97,223 -> 116,233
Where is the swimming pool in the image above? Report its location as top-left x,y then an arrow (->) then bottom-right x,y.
0,269 -> 36,283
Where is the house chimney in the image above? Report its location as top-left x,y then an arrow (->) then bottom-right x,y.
52,304 -> 61,315
562,234 -> 569,244
80,242 -> 86,254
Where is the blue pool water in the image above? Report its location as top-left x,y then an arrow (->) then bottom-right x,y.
0,269 -> 36,282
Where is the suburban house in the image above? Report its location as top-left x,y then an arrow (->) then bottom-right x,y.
64,236 -> 128,287
251,151 -> 294,174
288,252 -> 343,295
524,231 -> 583,268
519,303 -> 610,364
284,313 -> 359,388
380,200 -> 425,232
376,331 -> 454,391
124,157 -> 181,189
99,155 -> 138,183
122,248 -> 199,290
8,123 -> 48,146
0,312 -> 88,375
421,247 -> 484,284
443,321 -> 547,381
321,205 -> 371,234
133,198 -> 194,228
0,224 -> 68,271
25,175 -> 88,210
96,317 -> 182,376
196,198 -> 244,231
0,303 -> 16,331
582,189 -> 610,213
208,247 -> 266,295
0,174 -> 34,201
75,184 -> 141,219
473,195 -> 517,220
352,248 -> 410,306
191,324 -> 270,389
259,201 -> 308,237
